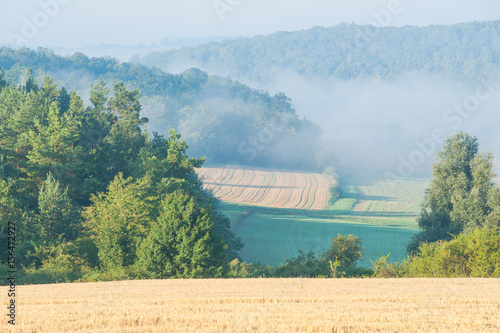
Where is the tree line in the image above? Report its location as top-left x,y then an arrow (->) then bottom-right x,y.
0,47 -> 327,171
139,20 -> 500,84
1,68 -> 499,283
0,70 -> 244,283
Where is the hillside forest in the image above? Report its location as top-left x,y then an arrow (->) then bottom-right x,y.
1,20 -> 500,283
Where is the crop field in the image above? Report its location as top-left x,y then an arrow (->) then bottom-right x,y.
204,167 -> 429,266
6,278 -> 500,332
196,166 -> 333,210
221,202 -> 418,266
332,168 -> 430,223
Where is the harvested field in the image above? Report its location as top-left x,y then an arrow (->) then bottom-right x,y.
6,278 -> 500,332
197,166 -> 333,210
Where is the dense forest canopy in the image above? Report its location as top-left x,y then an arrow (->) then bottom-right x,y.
0,47 -> 324,170
0,73 -> 245,282
138,21 -> 500,84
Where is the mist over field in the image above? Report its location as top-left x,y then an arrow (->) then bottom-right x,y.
137,21 -> 500,175
259,72 -> 500,174
3,2 -> 500,314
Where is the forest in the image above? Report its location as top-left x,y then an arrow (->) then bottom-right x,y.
0,70 -> 247,282
0,70 -> 499,283
0,47 -> 325,170
1,20 -> 500,284
138,20 -> 500,84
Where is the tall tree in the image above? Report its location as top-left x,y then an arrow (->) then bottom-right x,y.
137,193 -> 227,278
37,172 -> 80,241
0,68 -> 7,90
408,132 -> 500,253
84,173 -> 157,270
23,101 -> 81,185
104,82 -> 148,177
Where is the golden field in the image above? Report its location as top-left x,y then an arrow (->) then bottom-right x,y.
3,278 -> 500,332
196,166 -> 333,210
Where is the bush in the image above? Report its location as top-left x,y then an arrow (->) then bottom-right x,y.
20,254 -> 85,284
273,251 -> 329,278
321,234 -> 363,268
371,254 -> 406,278
405,227 -> 500,277
226,259 -> 273,278
323,166 -> 342,205
378,227 -> 500,278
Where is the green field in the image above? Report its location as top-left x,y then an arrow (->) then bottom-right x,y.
215,168 -> 430,267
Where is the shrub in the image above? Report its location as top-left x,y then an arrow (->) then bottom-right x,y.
405,227 -> 500,277
371,254 -> 406,278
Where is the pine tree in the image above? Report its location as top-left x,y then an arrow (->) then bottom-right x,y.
137,193 -> 227,278
24,101 -> 81,185
38,172 -> 80,241
0,69 -> 7,90
104,82 -> 148,177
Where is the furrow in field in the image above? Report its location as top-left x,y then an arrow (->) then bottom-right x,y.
289,173 -> 307,208
215,168 -> 237,198
310,173 -> 330,210
221,169 -> 246,202
235,168 -> 265,203
264,172 -> 287,207
305,173 -> 319,210
253,170 -> 278,205
246,170 -> 274,204
232,170 -> 260,203
197,168 -> 215,192
196,166 -> 330,210
229,168 -> 256,202
272,172 -> 296,208
203,167 -> 223,192
295,173 -> 316,210
209,169 -> 230,197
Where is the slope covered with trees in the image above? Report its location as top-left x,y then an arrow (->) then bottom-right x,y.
0,47 -> 323,170
0,74 -> 242,283
138,20 -> 500,84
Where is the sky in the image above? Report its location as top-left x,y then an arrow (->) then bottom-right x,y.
1,0 -> 500,48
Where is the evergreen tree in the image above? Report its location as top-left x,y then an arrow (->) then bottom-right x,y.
57,87 -> 71,114
79,80 -> 114,197
23,68 -> 38,93
0,69 -> 7,90
24,101 -> 81,185
37,172 -> 80,241
137,193 -> 227,278
104,82 -> 148,177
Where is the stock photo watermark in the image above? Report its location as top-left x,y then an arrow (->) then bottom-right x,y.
6,221 -> 17,326
213,0 -> 244,21
219,115 -> 289,170
385,77 -> 500,182
8,0 -> 72,46
340,0 -> 409,53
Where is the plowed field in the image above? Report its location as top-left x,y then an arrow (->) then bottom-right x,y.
196,166 -> 333,210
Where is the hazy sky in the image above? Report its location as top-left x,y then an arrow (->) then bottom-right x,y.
1,0 -> 500,48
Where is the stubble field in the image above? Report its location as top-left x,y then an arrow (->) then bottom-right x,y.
5,278 -> 500,332
196,166 -> 334,210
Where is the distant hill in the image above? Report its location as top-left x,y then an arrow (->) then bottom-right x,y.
138,21 -> 500,84
0,47 -> 323,170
